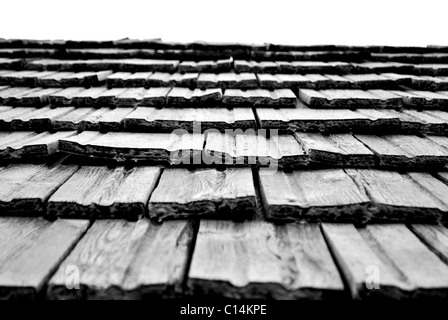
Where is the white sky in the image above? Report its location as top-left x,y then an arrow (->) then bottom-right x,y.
1,0 -> 447,46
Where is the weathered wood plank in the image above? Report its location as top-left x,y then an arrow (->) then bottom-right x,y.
123,107 -> 256,132
322,223 -> 448,299
354,134 -> 448,168
0,106 -> 74,131
148,168 -> 256,221
47,219 -> 194,299
258,169 -> 370,222
295,132 -> 375,166
47,166 -> 161,219
58,131 -> 204,163
204,131 -> 307,167
140,87 -> 171,105
409,224 -> 448,264
197,72 -> 258,89
256,103 -> 373,132
298,89 -> 402,108
178,58 -> 232,72
0,163 -> 78,215
0,131 -> 77,159
166,88 -> 222,106
0,217 -> 89,299
346,169 -> 445,223
188,221 -> 344,299
223,89 -> 297,107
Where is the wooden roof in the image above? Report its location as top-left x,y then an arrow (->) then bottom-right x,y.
0,39 -> 447,300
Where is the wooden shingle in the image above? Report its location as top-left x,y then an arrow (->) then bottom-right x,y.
258,169 -> 370,222
188,221 -> 344,299
123,107 -> 256,132
47,220 -> 194,299
0,217 -> 88,299
204,131 -> 308,167
322,224 -> 448,298
0,163 -> 78,215
58,131 -> 204,163
148,168 -> 257,221
294,132 -> 375,166
47,166 -> 161,219
346,169 -> 445,223
223,89 -> 296,107
354,134 -> 448,168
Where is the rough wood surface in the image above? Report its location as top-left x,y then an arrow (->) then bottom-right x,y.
255,103 -> 372,132
204,132 -> 307,167
0,217 -> 89,299
148,168 -> 257,221
188,220 -> 344,299
0,163 -> 78,215
123,107 -> 256,132
178,58 -> 232,72
258,169 -> 369,222
346,169 -> 445,223
298,89 -> 402,108
47,166 -> 161,219
58,131 -> 204,163
166,88 -> 222,106
47,219 -> 194,299
295,132 -> 375,166
0,131 -> 77,159
410,224 -> 448,264
223,89 -> 297,107
354,134 -> 448,168
322,223 -> 448,299
197,72 -> 258,89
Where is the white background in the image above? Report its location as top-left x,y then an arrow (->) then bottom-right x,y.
1,0 -> 447,46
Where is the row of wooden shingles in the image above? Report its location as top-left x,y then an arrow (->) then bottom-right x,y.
4,56 -> 448,76
0,86 -> 297,107
1,130 -> 448,169
1,216 -> 448,299
1,162 -> 448,224
1,104 -> 448,136
4,85 -> 448,110
3,69 -> 448,92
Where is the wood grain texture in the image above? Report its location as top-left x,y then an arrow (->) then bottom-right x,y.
258,169 -> 369,222
47,166 -> 161,219
47,219 -> 194,299
223,89 -> 297,107
188,220 -> 344,299
410,224 -> 448,264
148,168 -> 257,221
346,169 -> 445,223
0,131 -> 77,159
322,223 -> 448,299
123,107 -> 256,132
0,163 -> 78,215
197,72 -> 258,89
204,132 -> 308,168
295,132 -> 375,166
178,58 -> 232,72
166,87 -> 222,106
256,103 -> 373,132
354,134 -> 448,169
0,217 -> 88,299
58,131 -> 204,163
298,89 -> 402,108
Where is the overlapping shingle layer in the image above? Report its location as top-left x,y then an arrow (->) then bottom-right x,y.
0,39 -> 448,300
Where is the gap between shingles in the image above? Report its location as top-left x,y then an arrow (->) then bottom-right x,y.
407,224 -> 448,265
143,166 -> 165,218
37,219 -> 95,300
318,223 -> 355,300
251,167 -> 268,221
